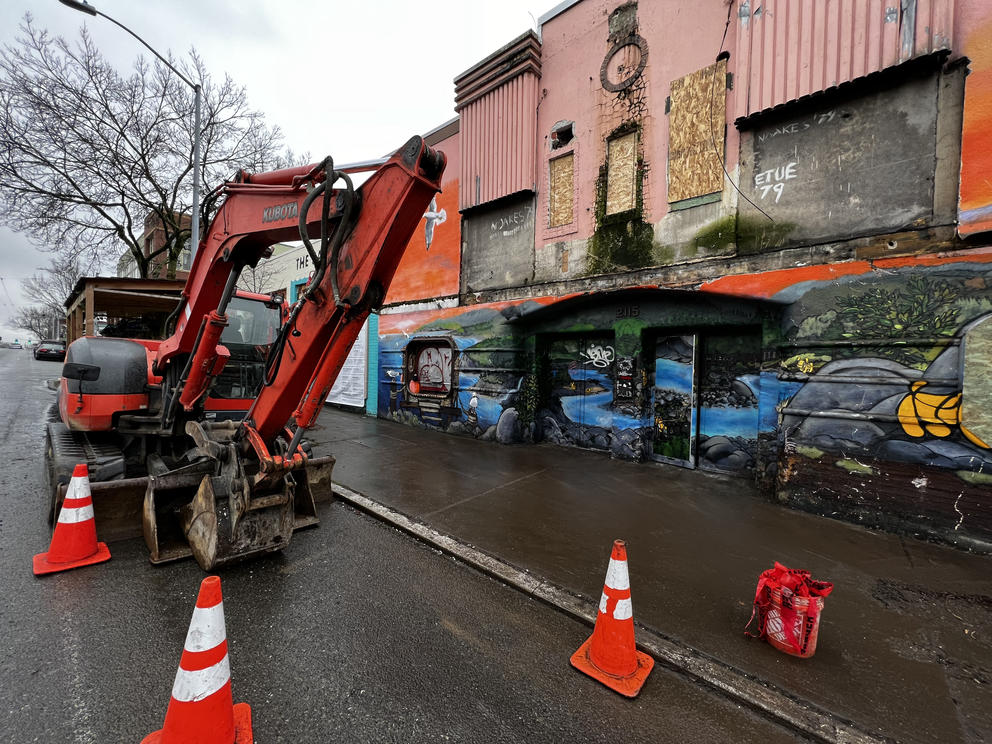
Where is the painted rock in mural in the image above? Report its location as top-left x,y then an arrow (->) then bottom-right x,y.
782,348 -> 992,472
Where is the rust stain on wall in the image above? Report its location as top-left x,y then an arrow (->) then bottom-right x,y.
605,131 -> 638,215
549,153 -> 574,227
668,59 -> 726,203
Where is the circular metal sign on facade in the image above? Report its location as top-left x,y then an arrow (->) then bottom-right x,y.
600,35 -> 649,93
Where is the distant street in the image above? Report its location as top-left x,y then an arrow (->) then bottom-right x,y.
0,347 -> 799,743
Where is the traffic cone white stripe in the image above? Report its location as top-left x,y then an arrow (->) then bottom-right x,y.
65,477 -> 91,499
599,592 -> 609,614
604,558 -> 630,591
185,603 -> 227,652
57,503 -> 95,524
171,655 -> 231,702
613,598 -> 633,620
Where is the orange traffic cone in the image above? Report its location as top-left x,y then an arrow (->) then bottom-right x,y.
142,576 -> 253,744
570,539 -> 654,697
33,464 -> 111,575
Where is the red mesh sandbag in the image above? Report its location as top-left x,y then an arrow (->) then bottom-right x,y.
744,562 -> 833,658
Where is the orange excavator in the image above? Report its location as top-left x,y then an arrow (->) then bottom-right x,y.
45,136 -> 445,569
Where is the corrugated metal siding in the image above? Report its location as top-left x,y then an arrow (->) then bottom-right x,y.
459,72 -> 540,211
735,0 -> 954,118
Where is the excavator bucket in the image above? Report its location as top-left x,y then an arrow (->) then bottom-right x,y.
142,464 -> 216,564
300,455 -> 335,510
51,477 -> 147,543
143,427 -> 333,570
181,473 -> 296,570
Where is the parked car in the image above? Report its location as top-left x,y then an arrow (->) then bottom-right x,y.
34,340 -> 66,361
9,342 -> 23,349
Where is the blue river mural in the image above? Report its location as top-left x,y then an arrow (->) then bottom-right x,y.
371,303 -> 767,476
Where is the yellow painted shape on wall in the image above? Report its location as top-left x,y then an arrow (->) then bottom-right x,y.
897,381 -> 959,436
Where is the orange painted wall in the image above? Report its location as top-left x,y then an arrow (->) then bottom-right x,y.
384,131 -> 461,304
700,247 -> 992,300
959,11 -> 992,236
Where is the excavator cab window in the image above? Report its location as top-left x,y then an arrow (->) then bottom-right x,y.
223,297 -> 281,347
211,296 -> 282,399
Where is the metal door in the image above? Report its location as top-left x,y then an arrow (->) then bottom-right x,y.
650,335 -> 697,466
545,335 -> 616,451
697,331 -> 761,473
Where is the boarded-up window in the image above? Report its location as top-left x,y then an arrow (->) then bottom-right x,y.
605,131 -> 637,215
668,59 -> 726,203
549,154 -> 574,227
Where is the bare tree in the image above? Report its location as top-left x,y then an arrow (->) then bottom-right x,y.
21,254 -> 84,318
11,305 -> 50,341
0,15 -> 300,279
237,258 -> 283,295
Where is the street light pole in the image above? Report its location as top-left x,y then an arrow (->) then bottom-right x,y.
58,0 -> 202,265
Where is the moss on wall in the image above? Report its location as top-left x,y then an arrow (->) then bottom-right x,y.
613,318 -> 647,357
652,243 -> 677,265
736,215 -> 797,255
692,214 -> 738,253
585,124 -> 659,275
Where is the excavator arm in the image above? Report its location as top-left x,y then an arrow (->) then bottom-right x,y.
157,137 -> 443,427
139,136 -> 445,569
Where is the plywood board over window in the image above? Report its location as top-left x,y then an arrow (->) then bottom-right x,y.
606,131 -> 638,215
549,153 -> 575,227
668,59 -> 727,203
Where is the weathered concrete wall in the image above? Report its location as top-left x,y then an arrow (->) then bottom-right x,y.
533,237 -> 588,284
460,194 -> 536,293
738,66 -> 942,253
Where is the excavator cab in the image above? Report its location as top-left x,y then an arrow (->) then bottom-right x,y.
206,293 -> 285,415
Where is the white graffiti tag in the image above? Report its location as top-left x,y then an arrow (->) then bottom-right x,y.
580,344 -> 615,368
422,197 -> 447,251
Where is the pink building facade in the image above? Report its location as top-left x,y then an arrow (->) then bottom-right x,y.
376,0 -> 992,550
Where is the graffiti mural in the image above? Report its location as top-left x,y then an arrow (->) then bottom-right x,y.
375,289 -> 771,472
762,262 -> 992,539
693,250 -> 992,538
377,301 -> 548,443
540,335 -> 622,453
646,332 -> 762,473
537,334 -> 649,458
782,344 -> 992,476
898,380 -> 990,449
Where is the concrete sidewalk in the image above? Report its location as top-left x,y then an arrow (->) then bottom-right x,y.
309,407 -> 992,743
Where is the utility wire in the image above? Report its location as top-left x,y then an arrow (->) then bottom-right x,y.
0,277 -> 17,306
710,0 -> 774,222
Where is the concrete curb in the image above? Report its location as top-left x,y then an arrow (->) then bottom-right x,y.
332,483 -> 891,744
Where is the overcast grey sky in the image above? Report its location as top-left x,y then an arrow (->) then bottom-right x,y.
0,0 -> 546,341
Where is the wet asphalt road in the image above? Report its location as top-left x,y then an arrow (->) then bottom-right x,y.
0,348 -> 801,743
